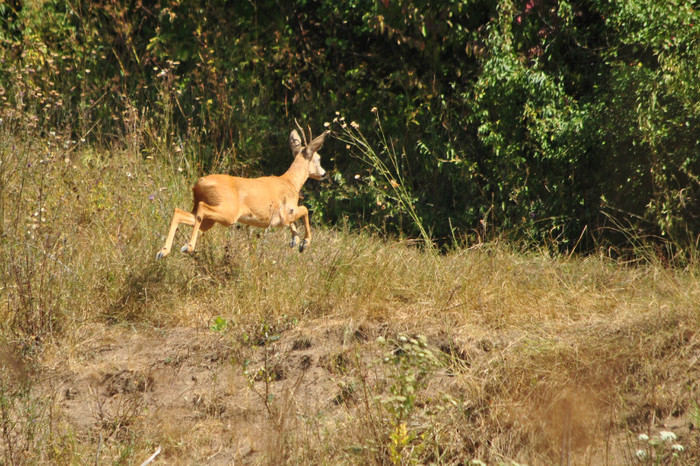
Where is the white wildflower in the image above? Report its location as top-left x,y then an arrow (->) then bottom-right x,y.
636,449 -> 647,460
638,433 -> 649,442
671,443 -> 685,452
659,431 -> 677,442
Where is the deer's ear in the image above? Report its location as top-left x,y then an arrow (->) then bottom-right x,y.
303,130 -> 329,158
289,130 -> 303,155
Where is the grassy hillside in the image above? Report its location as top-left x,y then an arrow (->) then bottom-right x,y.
1,134 -> 699,464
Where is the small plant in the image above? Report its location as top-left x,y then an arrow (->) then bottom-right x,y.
210,316 -> 229,333
241,321 -> 305,463
635,430 -> 686,464
375,334 -> 441,465
378,335 -> 440,423
689,398 -> 700,430
389,422 -> 417,465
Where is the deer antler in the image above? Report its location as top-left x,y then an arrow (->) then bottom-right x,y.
294,118 -> 307,146
307,125 -> 313,146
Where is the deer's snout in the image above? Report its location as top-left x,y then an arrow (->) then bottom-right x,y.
309,157 -> 327,180
309,169 -> 327,181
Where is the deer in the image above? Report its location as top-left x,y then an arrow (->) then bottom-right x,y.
156,122 -> 330,260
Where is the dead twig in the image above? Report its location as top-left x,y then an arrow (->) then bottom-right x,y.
140,445 -> 162,466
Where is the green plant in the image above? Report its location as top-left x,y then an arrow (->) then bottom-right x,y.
210,316 -> 229,333
378,335 -> 439,422
376,334 -> 441,465
333,114 -> 435,252
635,431 -> 687,465
690,398 -> 700,430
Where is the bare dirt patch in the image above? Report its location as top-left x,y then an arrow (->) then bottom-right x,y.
43,320 -> 383,464
15,308 -> 700,465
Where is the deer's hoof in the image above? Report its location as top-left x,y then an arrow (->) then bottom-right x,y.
156,249 -> 167,260
299,239 -> 308,253
181,244 -> 192,253
290,237 -> 299,248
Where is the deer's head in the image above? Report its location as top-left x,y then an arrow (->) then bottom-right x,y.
289,123 -> 329,181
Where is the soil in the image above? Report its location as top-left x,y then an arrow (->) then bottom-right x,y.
45,320 -> 379,464
27,317 -> 699,464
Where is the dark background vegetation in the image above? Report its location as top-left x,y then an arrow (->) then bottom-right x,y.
1,0 -> 698,253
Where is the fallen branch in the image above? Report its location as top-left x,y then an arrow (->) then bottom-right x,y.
140,446 -> 162,466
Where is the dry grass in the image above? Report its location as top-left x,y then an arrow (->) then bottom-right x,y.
1,132 -> 699,464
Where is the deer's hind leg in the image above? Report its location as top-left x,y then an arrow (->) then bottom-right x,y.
157,208 -> 196,260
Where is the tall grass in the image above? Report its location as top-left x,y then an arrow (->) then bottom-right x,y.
332,112 -> 436,252
1,130 -> 699,464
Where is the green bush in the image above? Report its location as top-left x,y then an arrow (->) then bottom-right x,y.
1,0 -> 697,251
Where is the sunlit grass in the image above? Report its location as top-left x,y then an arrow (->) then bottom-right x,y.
1,132 -> 699,464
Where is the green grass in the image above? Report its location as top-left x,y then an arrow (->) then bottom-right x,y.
1,131 -> 699,464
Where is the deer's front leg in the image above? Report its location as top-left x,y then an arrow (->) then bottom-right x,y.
292,206 -> 312,252
288,223 -> 300,248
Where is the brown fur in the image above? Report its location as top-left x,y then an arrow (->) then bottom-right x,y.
156,128 -> 329,259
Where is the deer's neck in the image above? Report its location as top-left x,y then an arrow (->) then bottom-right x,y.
280,155 -> 309,192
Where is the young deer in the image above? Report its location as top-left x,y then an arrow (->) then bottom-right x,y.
156,124 -> 329,259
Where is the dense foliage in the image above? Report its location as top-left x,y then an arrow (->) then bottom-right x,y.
1,0 -> 698,251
